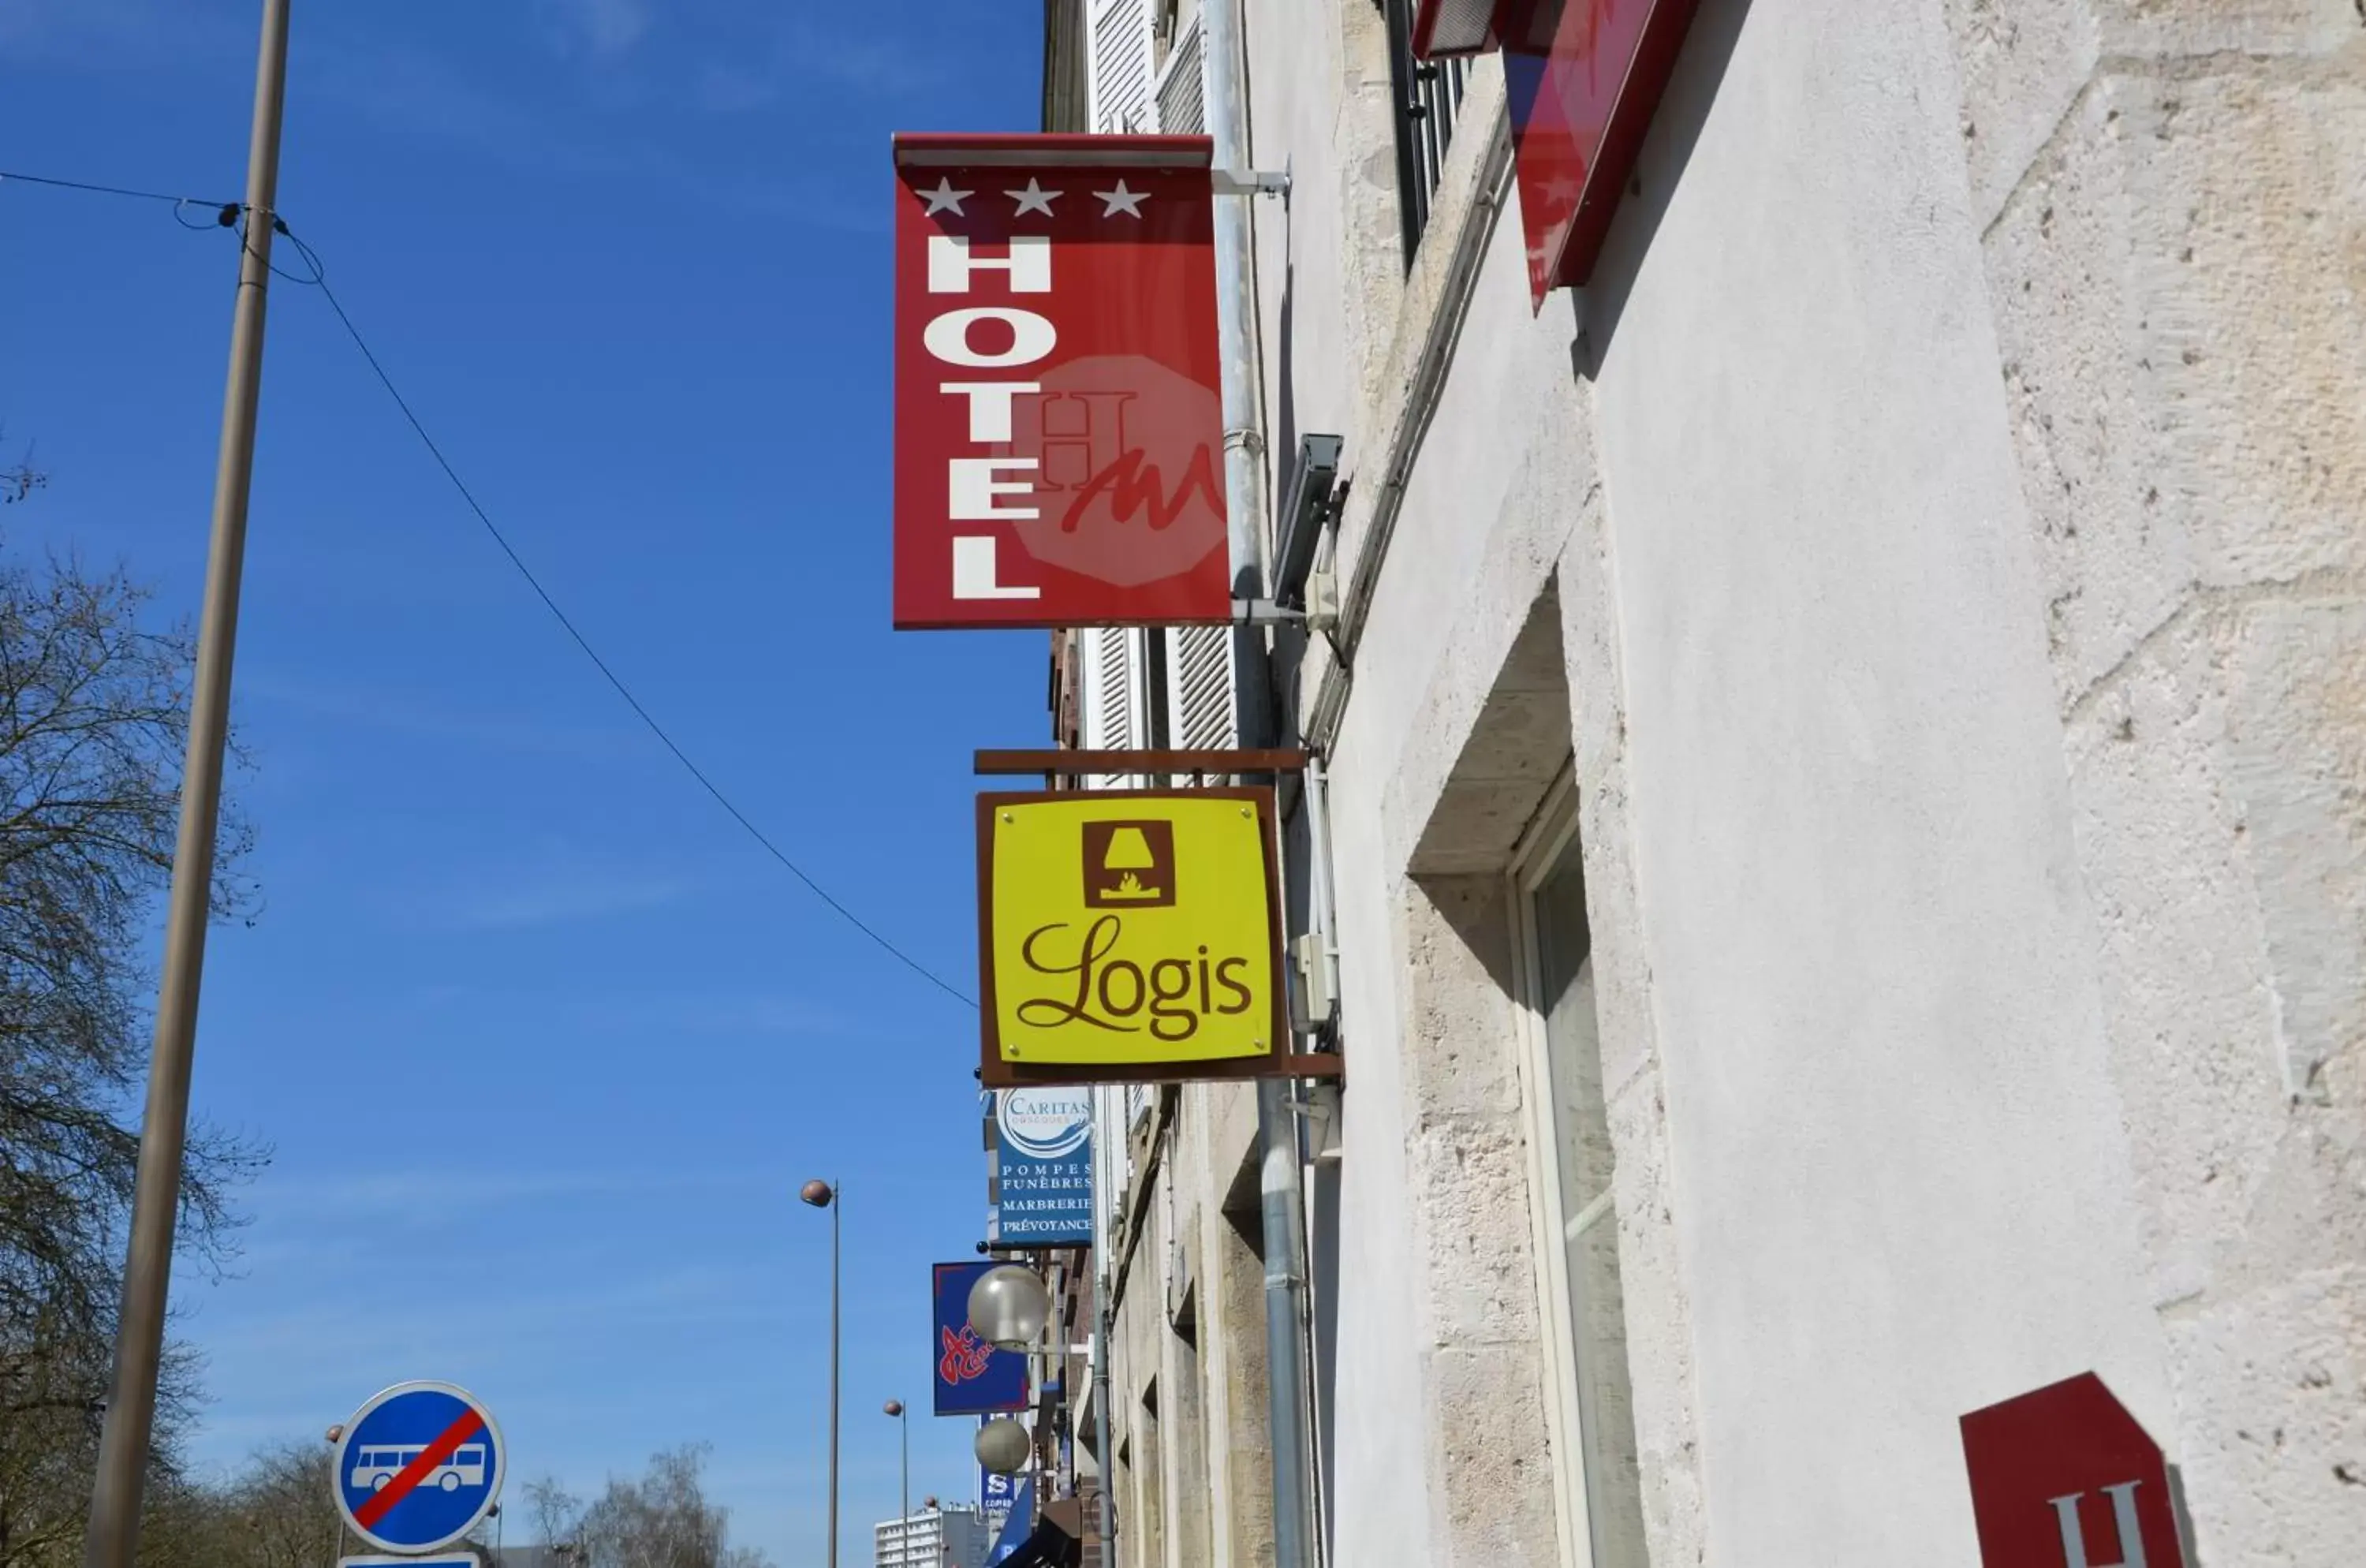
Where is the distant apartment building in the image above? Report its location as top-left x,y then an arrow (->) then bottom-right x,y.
1038,2 -> 2366,1567
875,1506 -> 992,1568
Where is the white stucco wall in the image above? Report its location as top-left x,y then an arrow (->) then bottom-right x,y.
1282,0 -> 2174,1551
1583,2 -> 2174,1556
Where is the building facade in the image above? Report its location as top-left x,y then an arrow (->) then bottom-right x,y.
875,1506 -> 993,1568
1039,2 -> 2366,1566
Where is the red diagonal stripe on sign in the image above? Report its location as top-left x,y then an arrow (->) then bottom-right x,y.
354,1409 -> 486,1529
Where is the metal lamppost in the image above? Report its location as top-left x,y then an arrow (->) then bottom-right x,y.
800,1179 -> 841,1568
969,1263 -> 1054,1533
883,1400 -> 909,1535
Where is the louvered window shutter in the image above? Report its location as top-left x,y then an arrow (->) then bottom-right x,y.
1085,4 -> 1233,763
1080,626 -> 1150,788
1166,626 -> 1237,749
1081,626 -> 1136,749
1149,18 -> 1225,750
1089,0 -> 1156,133
1153,13 -> 1205,134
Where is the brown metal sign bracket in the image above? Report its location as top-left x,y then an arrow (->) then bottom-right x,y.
976,747 -> 1309,778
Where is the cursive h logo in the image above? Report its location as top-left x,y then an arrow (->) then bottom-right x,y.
2049,1481 -> 2147,1568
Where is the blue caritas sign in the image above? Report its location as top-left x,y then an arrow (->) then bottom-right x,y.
988,1089 -> 1093,1247
932,1262 -> 1029,1417
331,1382 -> 505,1554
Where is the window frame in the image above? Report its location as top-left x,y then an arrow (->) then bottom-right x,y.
1377,0 -> 1472,267
1507,765 -> 1605,1568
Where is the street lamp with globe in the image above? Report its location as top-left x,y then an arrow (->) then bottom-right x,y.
968,1261 -> 1058,1536
973,1417 -> 1032,1477
883,1399 -> 909,1533
966,1264 -> 1051,1352
800,1180 -> 841,1568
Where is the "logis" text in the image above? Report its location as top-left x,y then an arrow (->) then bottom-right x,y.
1013,915 -> 1255,1041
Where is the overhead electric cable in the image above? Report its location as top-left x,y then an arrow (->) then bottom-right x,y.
1,170 -> 978,1010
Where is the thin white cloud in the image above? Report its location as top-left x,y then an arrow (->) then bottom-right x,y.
243,670 -> 641,763
448,868 -> 694,931
187,1263 -> 771,1374
300,29 -> 672,183
368,842 -> 715,932
590,992 -> 849,1038
0,0 -> 239,64
534,0 -> 650,61
690,15 -> 947,116
239,1159 -> 945,1232
244,1164 -> 756,1222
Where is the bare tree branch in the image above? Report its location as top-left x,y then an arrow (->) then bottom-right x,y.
0,531 -> 266,1568
517,1451 -> 774,1568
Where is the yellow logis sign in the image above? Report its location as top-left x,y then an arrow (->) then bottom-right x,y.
979,789 -> 1283,1080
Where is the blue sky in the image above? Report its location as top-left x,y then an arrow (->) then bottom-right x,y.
1,1 -> 1043,1560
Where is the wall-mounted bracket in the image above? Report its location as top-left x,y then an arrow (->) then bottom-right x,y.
1212,167 -> 1291,197
1234,597 -> 1308,626
1303,569 -> 1339,634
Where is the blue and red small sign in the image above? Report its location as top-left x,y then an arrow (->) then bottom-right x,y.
331,1382 -> 506,1554
932,1261 -> 1028,1417
986,1476 -> 1035,1566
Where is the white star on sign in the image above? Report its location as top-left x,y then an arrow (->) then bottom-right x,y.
918,177 -> 971,216
1093,180 -> 1148,218
1006,179 -> 1062,217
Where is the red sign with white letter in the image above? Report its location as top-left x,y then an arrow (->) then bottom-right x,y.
890,134 -> 1230,629
1961,1373 -> 2189,1568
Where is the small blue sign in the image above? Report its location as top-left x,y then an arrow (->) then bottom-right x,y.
988,1089 -> 1094,1247
986,1477 -> 1035,1566
933,1262 -> 1029,1417
331,1382 -> 505,1554
979,1458 -> 1020,1524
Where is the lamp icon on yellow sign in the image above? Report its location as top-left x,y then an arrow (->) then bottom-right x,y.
1081,820 -> 1177,909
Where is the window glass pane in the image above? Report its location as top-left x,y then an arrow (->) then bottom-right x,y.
1532,827 -> 1646,1568
1534,833 -> 1610,1217
1566,1188 -> 1646,1566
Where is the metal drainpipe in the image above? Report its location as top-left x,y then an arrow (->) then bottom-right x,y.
1094,1277 -> 1117,1567
1204,6 -> 1317,1568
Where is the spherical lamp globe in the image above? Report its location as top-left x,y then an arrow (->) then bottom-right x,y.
967,1263 -> 1051,1352
974,1417 -> 1032,1476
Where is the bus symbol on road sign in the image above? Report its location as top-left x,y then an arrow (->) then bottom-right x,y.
331,1382 -> 506,1555
349,1443 -> 490,1494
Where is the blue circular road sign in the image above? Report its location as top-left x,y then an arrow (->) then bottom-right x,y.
331,1381 -> 506,1554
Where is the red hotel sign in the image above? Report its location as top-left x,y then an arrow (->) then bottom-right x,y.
1416,0 -> 1703,305
891,135 -> 1231,629
1960,1373 -> 2190,1568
